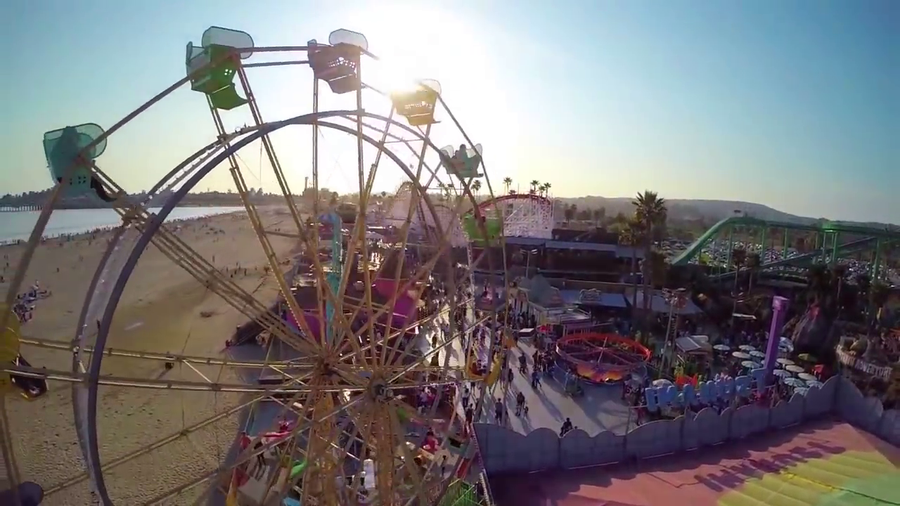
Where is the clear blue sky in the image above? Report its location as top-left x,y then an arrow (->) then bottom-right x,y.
2,0 -> 897,223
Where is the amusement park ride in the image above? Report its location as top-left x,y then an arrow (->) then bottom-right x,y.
0,26 -> 517,506
670,215 -> 900,282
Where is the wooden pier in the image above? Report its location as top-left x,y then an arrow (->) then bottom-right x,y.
0,205 -> 42,212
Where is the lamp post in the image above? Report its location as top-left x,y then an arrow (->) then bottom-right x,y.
524,248 -> 538,278
661,288 -> 687,373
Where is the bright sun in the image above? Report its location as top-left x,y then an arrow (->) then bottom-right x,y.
343,3 -> 485,96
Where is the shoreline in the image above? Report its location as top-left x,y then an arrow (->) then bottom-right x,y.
0,206 -> 247,246
5,209 -> 299,504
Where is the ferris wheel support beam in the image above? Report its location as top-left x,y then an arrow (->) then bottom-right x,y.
78,112 -> 466,506
145,393 -> 361,506
230,68 -> 332,355
23,336 -> 313,368
376,121 -> 434,366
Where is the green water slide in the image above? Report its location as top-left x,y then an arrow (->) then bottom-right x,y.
670,216 -> 900,266
185,27 -> 255,110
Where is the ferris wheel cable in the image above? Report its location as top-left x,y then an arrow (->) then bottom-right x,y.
230,70 -> 329,353
145,392 -> 362,506
243,59 -> 308,69
18,337 -> 314,368
381,238 -> 493,369
81,114 -> 472,502
376,120 -> 434,366
228,166 -> 323,355
435,93 -> 509,284
349,106 -> 396,362
386,311 -> 494,384
365,177 -> 481,367
340,297 -> 475,362
41,388 -> 281,497
4,365 -> 323,393
81,179 -> 313,355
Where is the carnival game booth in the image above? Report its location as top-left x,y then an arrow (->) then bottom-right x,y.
836,336 -> 900,409
512,275 -> 601,337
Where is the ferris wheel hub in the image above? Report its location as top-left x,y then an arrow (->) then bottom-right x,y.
367,378 -> 389,402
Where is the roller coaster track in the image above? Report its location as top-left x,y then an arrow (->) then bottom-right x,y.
706,236 -> 894,281
670,215 -> 900,266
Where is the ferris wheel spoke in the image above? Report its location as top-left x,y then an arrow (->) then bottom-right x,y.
385,310 -> 493,384
338,398 -> 378,506
154,384 -> 361,506
336,111 -> 403,365
381,187 -> 479,369
335,231 -> 462,368
83,178 -> 315,355
229,164 -> 326,356
373,123 -> 438,366
299,379 -> 343,505
44,390 -> 271,497
19,336 -> 313,369
3,364 -> 327,393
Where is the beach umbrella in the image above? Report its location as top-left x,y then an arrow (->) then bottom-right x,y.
797,372 -> 817,383
741,360 -> 761,369
732,351 -> 751,360
738,345 -> 756,352
776,358 -> 795,367
806,380 -> 824,389
784,378 -> 805,388
749,350 -> 765,359
713,344 -> 731,352
785,365 -> 805,374
778,337 -> 793,352
772,369 -> 791,378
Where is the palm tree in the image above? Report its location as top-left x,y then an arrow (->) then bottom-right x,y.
471,179 -> 482,197
542,182 -> 552,197
503,177 -> 512,194
619,219 -> 643,316
563,204 -> 575,223
632,191 -> 667,322
530,180 -> 540,194
648,250 -> 668,288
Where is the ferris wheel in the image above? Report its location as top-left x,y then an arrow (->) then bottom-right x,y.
0,26 -> 506,506
469,194 -> 555,240
382,183 -> 468,249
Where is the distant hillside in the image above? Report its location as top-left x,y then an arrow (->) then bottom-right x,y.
555,196 -> 897,229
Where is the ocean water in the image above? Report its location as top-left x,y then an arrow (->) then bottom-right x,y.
0,207 -> 245,244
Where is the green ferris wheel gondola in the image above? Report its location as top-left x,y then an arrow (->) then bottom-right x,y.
463,214 -> 502,245
440,144 -> 483,179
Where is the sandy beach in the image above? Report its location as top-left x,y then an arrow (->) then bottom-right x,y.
2,208 -> 299,504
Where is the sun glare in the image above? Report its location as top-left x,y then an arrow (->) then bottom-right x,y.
345,3 -> 486,98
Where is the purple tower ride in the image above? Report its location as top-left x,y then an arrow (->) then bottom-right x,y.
763,296 -> 790,383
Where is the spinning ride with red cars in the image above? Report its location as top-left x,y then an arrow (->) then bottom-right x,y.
556,333 -> 651,384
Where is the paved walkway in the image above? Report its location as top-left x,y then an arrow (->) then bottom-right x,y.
452,334 -> 635,437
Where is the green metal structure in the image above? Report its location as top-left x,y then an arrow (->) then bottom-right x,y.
439,481 -> 484,506
670,215 -> 899,281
